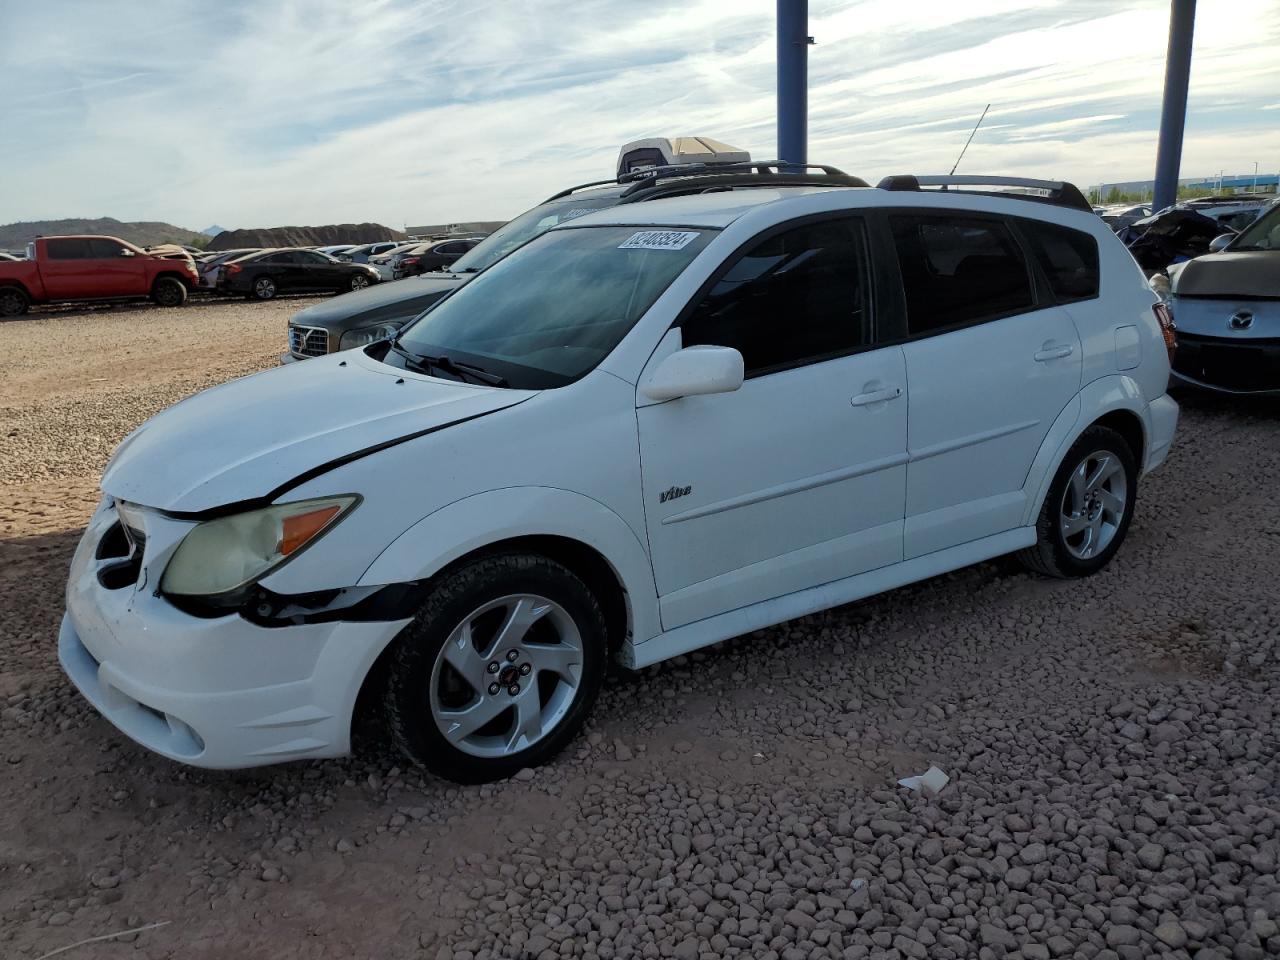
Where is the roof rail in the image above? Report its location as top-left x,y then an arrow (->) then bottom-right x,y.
620,159 -> 849,184
876,174 -> 1093,213
543,162 -> 861,203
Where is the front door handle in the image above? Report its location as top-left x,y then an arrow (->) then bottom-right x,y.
851,385 -> 903,406
1034,343 -> 1074,362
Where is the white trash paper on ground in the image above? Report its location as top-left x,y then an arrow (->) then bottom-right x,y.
897,765 -> 950,794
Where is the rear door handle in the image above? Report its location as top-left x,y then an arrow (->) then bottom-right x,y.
1034,344 -> 1074,362
851,385 -> 903,406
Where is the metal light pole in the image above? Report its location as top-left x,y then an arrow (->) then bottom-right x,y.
1253,161 -> 1259,192
777,0 -> 811,169
1152,0 -> 1196,211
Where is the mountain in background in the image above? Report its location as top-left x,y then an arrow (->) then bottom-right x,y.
207,223 -> 406,250
0,217 -> 206,250
202,224 -> 228,237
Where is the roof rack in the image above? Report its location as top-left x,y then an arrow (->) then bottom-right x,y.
543,162 -> 866,204
876,174 -> 1093,213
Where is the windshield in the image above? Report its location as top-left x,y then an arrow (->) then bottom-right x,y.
393,225 -> 715,387
448,194 -> 621,274
1229,205 -> 1280,251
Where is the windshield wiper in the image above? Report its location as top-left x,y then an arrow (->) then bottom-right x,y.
389,342 -> 507,386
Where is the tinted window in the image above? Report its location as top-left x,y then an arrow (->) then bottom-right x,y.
396,225 -> 715,385
295,251 -> 328,265
890,215 -> 1034,335
89,239 -> 130,258
46,239 -> 93,259
1020,220 -> 1099,301
261,252 -> 294,264
682,218 -> 871,375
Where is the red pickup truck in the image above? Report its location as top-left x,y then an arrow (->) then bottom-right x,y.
0,235 -> 200,317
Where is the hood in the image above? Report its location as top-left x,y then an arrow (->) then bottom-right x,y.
1173,250 -> 1280,299
102,350 -> 533,513
290,272 -> 466,331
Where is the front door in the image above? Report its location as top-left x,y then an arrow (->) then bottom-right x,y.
887,212 -> 1083,557
638,216 -> 908,630
86,238 -> 148,296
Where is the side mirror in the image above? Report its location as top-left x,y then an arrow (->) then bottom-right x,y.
1208,234 -> 1233,253
642,345 -> 744,402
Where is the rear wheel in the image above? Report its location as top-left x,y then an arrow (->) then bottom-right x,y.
383,553 -> 606,783
251,276 -> 278,301
0,287 -> 29,317
1019,425 -> 1138,578
151,277 -> 187,307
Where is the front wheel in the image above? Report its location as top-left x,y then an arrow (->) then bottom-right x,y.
349,273 -> 372,292
251,276 -> 278,300
383,554 -> 606,783
151,277 -> 187,307
0,287 -> 30,317
1019,424 -> 1138,578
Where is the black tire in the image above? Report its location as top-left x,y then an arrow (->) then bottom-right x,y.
0,286 -> 30,317
1019,424 -> 1138,578
349,273 -> 372,292
251,276 -> 278,301
383,553 -> 606,783
151,277 -> 187,307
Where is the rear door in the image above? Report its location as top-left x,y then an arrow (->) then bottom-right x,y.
637,215 -> 908,629
87,239 -> 148,296
887,212 -> 1082,558
38,239 -> 95,297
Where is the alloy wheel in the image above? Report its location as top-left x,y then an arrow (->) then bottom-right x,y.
351,275 -> 370,290
428,594 -> 584,758
255,278 -> 276,299
1059,450 -> 1128,560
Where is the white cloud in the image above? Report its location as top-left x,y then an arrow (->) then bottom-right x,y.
0,0 -> 1277,229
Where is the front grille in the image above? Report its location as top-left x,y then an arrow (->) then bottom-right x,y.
289,324 -> 329,358
1173,333 -> 1280,392
96,519 -> 146,590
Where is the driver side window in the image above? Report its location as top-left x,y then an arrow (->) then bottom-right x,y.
680,218 -> 872,377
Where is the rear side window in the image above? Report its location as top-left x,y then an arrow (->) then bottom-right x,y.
682,218 -> 872,376
890,215 -> 1034,335
45,239 -> 93,259
1020,220 -> 1099,302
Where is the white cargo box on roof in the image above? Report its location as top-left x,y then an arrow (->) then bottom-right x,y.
616,136 -> 751,177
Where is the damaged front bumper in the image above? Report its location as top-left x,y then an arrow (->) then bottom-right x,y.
60,498 -> 407,769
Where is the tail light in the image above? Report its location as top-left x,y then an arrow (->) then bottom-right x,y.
223,263 -> 242,276
1153,302 -> 1176,362
402,257 -> 419,266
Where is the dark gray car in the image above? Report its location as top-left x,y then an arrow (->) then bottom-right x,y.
283,162 -> 867,361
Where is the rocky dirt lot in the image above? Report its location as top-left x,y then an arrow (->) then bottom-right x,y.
1,299 -> 1278,960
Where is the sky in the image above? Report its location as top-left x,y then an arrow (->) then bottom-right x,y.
2,0 -> 1278,231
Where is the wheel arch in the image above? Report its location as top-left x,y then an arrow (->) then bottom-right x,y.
152,270 -> 191,288
1022,375 -> 1150,527
0,279 -> 31,296
356,486 -> 659,650
348,489 -> 658,746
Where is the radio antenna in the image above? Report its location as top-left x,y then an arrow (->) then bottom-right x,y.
950,103 -> 991,176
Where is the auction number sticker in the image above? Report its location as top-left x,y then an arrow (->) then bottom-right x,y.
618,230 -> 701,251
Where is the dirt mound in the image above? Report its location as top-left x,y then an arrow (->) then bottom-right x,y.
207,223 -> 406,250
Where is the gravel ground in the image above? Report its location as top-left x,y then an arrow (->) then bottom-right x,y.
2,299 -> 1279,960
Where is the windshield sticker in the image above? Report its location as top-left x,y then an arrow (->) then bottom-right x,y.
618,230 -> 701,251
